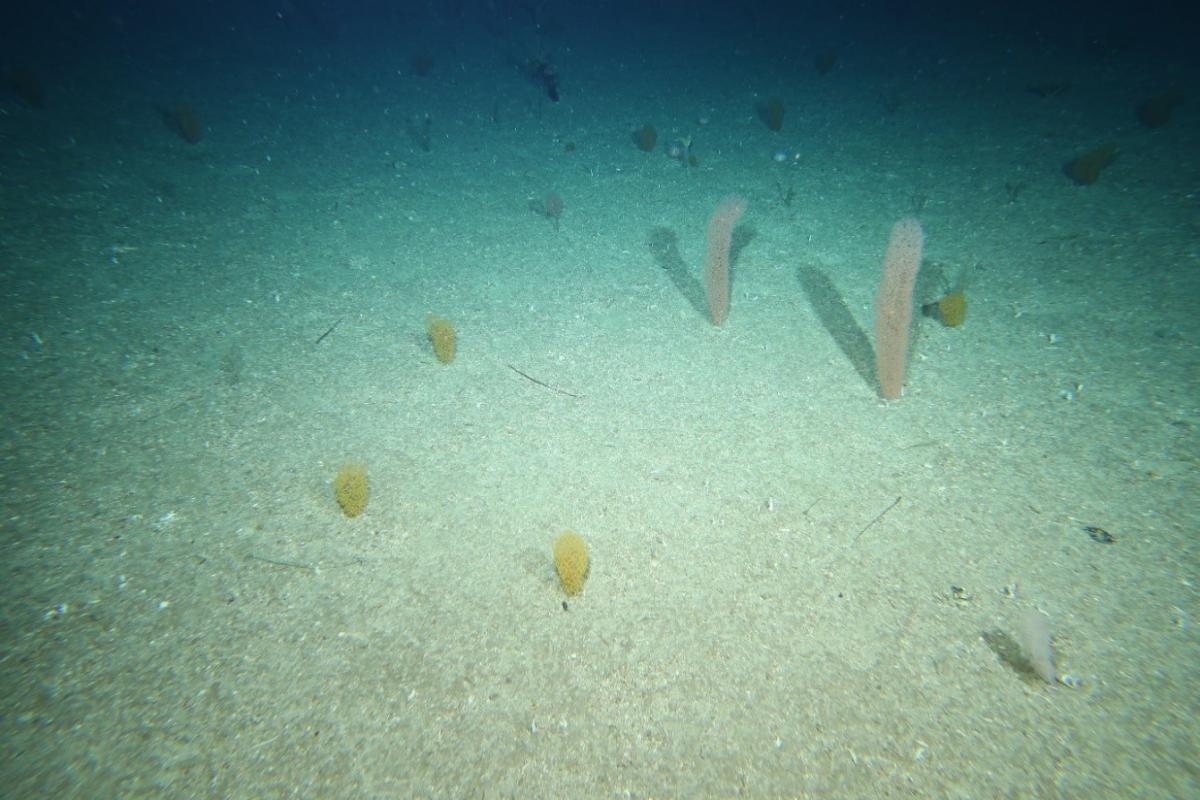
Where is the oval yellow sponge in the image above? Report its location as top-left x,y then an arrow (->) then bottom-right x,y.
937,291 -> 967,327
426,315 -> 456,364
333,463 -> 368,517
553,531 -> 589,595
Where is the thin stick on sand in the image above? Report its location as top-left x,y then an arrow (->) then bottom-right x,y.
315,319 -> 342,344
853,496 -> 902,543
247,553 -> 315,571
507,364 -> 584,399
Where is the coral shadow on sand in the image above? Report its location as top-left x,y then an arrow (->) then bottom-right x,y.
798,264 -> 875,391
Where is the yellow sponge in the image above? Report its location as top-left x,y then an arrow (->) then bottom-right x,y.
553,531 -> 589,595
937,291 -> 967,327
922,291 -> 967,328
333,463 -> 368,517
426,315 -> 456,364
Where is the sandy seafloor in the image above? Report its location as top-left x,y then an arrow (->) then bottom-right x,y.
1,20 -> 1198,800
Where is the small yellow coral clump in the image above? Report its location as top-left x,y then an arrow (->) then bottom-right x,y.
937,291 -> 967,327
553,531 -> 589,595
333,463 -> 368,517
426,315 -> 456,364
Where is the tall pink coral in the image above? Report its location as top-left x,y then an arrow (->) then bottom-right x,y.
704,196 -> 746,326
874,218 -> 924,399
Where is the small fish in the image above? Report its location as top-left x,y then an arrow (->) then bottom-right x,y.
1084,525 -> 1115,544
